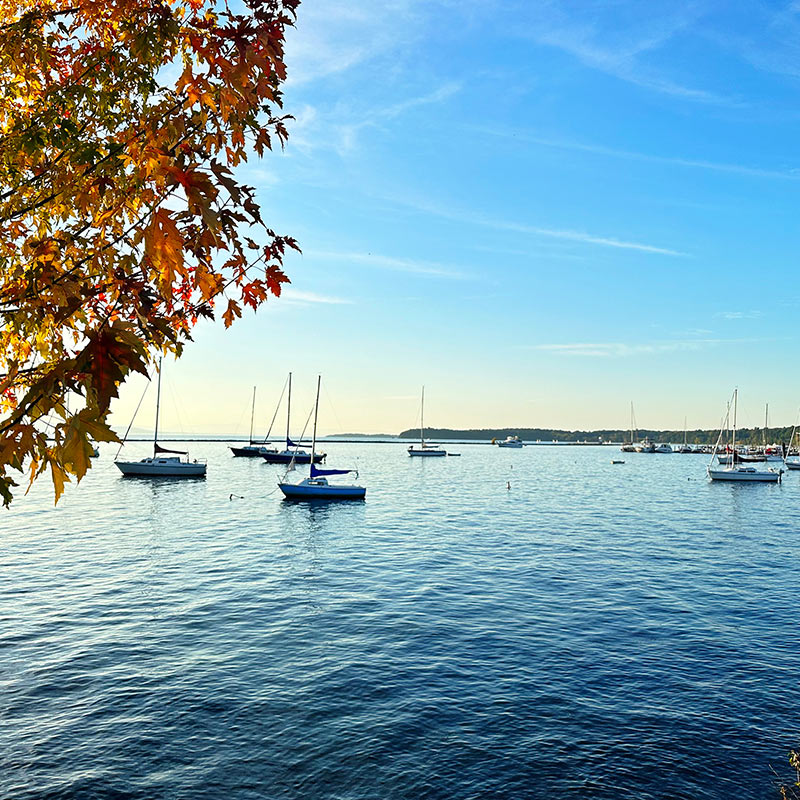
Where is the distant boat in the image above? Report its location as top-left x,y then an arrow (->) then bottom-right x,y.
278,376 -> 365,500
620,402 -> 637,452
611,459 -> 625,464
261,372 -> 326,464
230,386 -> 265,457
654,443 -> 673,454
115,359 -> 207,477
678,417 -> 693,453
784,419 -> 800,469
408,386 -> 446,457
496,435 -> 524,448
761,404 -> 784,461
707,389 -> 781,483
635,438 -> 656,453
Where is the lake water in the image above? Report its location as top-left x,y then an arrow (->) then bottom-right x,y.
2,442 -> 799,799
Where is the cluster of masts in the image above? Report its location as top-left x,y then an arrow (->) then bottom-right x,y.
114,368 -> 366,499
112,373 -> 530,500
620,393 -> 800,482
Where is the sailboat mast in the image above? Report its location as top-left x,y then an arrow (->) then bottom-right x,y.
420,386 -> 425,446
153,357 -> 162,458
249,386 -> 256,444
286,372 -> 292,446
764,403 -> 769,448
732,388 -> 738,456
311,375 -> 320,465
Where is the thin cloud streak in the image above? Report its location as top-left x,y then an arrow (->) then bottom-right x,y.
308,249 -> 475,280
389,196 -> 687,256
478,128 -> 800,181
527,338 -> 764,358
518,2 -> 740,107
288,82 -> 461,156
715,310 -> 763,320
279,289 -> 354,306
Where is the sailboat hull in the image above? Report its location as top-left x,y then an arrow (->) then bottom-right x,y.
116,458 -> 207,477
262,450 -> 326,464
230,445 -> 265,457
279,481 -> 365,500
408,448 -> 446,457
707,467 -> 780,482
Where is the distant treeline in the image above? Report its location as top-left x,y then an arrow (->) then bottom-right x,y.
399,427 -> 798,445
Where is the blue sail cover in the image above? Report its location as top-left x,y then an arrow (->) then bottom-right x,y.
287,437 -> 300,447
311,463 -> 352,478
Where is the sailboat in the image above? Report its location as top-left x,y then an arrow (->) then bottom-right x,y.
620,402 -> 637,452
278,376 -> 365,500
261,372 -> 326,464
707,389 -> 781,482
230,386 -> 265,457
115,359 -> 207,477
784,416 -> 800,470
762,403 -> 784,461
407,386 -> 446,457
678,417 -> 692,453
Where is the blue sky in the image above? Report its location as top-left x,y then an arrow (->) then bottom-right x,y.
113,0 -> 800,436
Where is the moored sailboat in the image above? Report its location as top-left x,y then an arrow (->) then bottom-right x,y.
408,386 -> 446,457
707,389 -> 781,483
115,359 -> 207,477
620,402 -> 637,452
278,376 -> 365,500
230,386 -> 265,457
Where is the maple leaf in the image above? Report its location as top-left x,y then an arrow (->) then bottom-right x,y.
222,298 -> 241,328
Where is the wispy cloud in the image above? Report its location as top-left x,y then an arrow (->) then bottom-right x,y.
280,289 -> 354,306
477,128 -> 800,181
289,82 -> 461,155
388,196 -> 686,256
517,1 -> 738,106
715,310 -> 763,320
494,221 -> 684,255
307,249 -> 474,280
527,337 -> 761,358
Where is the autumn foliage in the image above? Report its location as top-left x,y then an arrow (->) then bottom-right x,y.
0,0 -> 299,505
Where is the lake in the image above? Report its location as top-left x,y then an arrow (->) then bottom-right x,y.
2,442 -> 799,799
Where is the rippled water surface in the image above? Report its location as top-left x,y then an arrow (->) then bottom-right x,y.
3,443 -> 800,799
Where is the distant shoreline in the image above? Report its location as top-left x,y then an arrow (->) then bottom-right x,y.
115,424 -> 795,447
120,437 -> 619,445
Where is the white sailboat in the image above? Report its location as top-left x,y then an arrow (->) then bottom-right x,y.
278,376 -> 365,500
407,386 -> 446,457
784,417 -> 800,470
678,417 -> 692,453
620,402 -> 637,452
115,359 -> 207,477
707,389 -> 781,483
762,403 -> 784,461
230,386 -> 264,457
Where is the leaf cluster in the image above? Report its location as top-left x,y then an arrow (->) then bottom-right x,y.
0,0 -> 300,504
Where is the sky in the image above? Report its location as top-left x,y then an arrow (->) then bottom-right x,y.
112,0 -> 800,437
